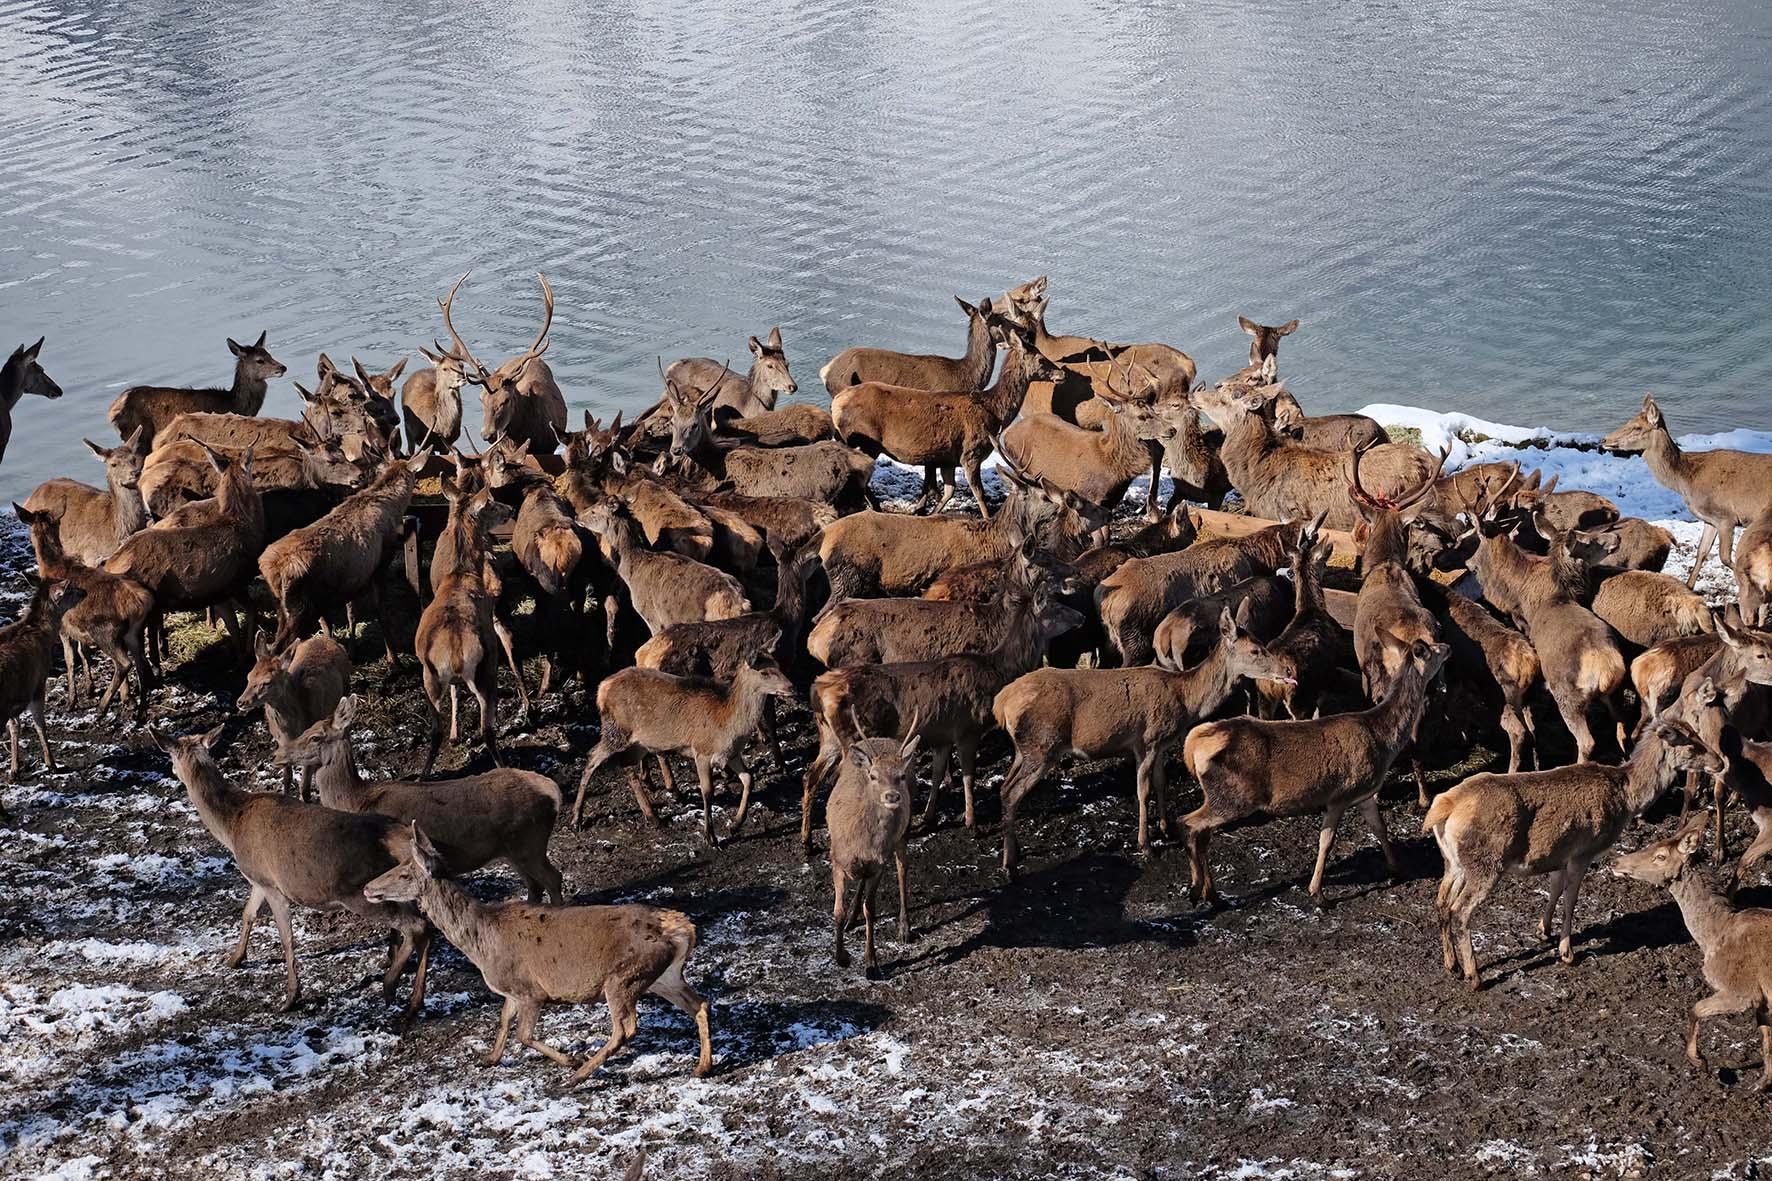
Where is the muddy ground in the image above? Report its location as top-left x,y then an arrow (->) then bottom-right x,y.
2,501 -> 1770,1181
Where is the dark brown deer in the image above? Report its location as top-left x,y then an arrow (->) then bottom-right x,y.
485,441 -> 588,695
435,272 -> 567,451
1181,639 -> 1450,907
1269,386 -> 1389,451
1418,580 -> 1541,775
1603,393 -> 1772,588
827,733 -> 919,979
995,607 -> 1294,873
1248,514 -> 1345,720
14,503 -> 152,720
1,338 -> 63,463
108,332 -> 285,449
1428,719 -> 1721,988
153,726 -> 431,1017
660,388 -> 875,508
1614,814 -> 1772,1091
22,430 -> 148,565
821,296 -> 997,394
400,344 -> 470,450
363,823 -> 711,1082
808,575 -> 1061,670
236,631 -> 352,799
0,579 -> 87,778
1238,315 -> 1299,366
717,403 -> 834,447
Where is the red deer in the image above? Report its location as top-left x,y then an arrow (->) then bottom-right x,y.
435,272 -> 567,451
1182,639 -> 1450,907
1269,386 -> 1389,451
1427,719 -> 1721,988
1735,511 -> 1772,626
1245,515 -> 1346,720
718,403 -> 834,448
577,497 -> 749,635
1,338 -> 63,463
23,430 -> 148,566
808,570 -> 1064,669
1588,569 -> 1714,648
401,344 -> 470,450
108,332 -> 285,449
0,579 -> 87,777
659,326 -> 796,420
363,823 -> 712,1081
821,297 -> 997,394
485,441 -> 588,695
660,385 -> 875,509
236,631 -> 352,799
1418,580 -> 1541,775
153,726 -> 431,1017
1238,315 -> 1299,366
1603,392 -> 1772,587
827,733 -> 919,979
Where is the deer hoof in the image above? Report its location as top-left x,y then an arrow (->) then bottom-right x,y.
864,963 -> 884,982
833,947 -> 850,969
276,988 -> 303,1013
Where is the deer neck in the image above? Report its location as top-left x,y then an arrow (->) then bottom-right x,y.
1369,667 -> 1429,748
723,671 -> 772,736
1641,424 -> 1688,493
1218,410 -> 1274,479
1294,557 -> 1324,616
1667,869 -> 1735,953
109,478 -> 147,539
960,316 -> 995,389
230,363 -> 270,414
25,527 -> 68,580
1101,408 -> 1148,472
415,872 -> 502,963
310,735 -> 369,809
983,349 -> 1035,426
1170,643 -> 1236,717
1361,513 -> 1411,573
179,758 -> 249,852
0,355 -> 23,411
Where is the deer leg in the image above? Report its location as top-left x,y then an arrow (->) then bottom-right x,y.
1715,780 -> 1732,865
397,923 -> 433,1023
469,665 -> 499,766
1143,442 -> 1163,522
997,753 -> 1054,877
1556,862 -> 1584,964
1756,1000 -> 1772,1091
861,879 -> 882,980
1690,992 -> 1755,1071
226,885 -> 267,968
1501,703 -> 1528,775
1180,800 -> 1228,906
1412,755 -> 1430,809
1602,693 -> 1629,757
1731,809 -> 1772,891
62,635 -> 77,704
1554,686 -> 1597,764
911,466 -> 937,514
513,999 -> 576,1069
484,997 -> 518,1066
656,754 -> 677,795
8,718 -> 18,779
1452,871 -> 1497,989
1305,803 -> 1349,906
421,667 -> 446,778
448,683 -> 460,743
1153,754 -> 1173,839
800,730 -> 841,849
832,867 -> 857,968
370,581 -> 397,665
1687,522 -> 1719,589
572,982 -> 638,1082
962,456 -> 990,519
957,736 -> 981,830
694,755 -> 718,846
1537,866 -> 1567,942
1436,868 -> 1462,973
921,742 -> 954,828
29,693 -> 53,772
625,752 -> 661,827
492,617 -> 529,718
1358,795 -> 1399,878
266,891 -> 302,1012
895,846 -> 912,943
646,958 -> 714,1078
726,752 -> 754,839
934,466 -> 957,514
1134,748 -> 1158,854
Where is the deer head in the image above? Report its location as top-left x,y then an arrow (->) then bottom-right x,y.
4,338 -> 62,401
226,331 -> 286,383
1238,315 -> 1299,366
747,327 -> 795,399
434,272 -> 557,444
1601,392 -> 1667,453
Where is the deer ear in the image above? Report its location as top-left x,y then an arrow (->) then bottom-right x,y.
83,438 -> 107,457
334,695 -> 358,728
1237,315 -> 1257,336
126,426 -> 147,454
1278,319 -> 1299,335
1221,603 -> 1240,640
227,337 -> 243,357
748,335 -> 764,357
149,727 -> 174,753
767,326 -> 783,351
23,337 -> 43,360
201,723 -> 227,751
253,629 -> 273,659
410,822 -> 441,862
387,358 -> 408,381
254,330 -> 267,348
1643,393 -> 1661,425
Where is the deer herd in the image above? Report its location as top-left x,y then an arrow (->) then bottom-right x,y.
7,271 -> 1772,1089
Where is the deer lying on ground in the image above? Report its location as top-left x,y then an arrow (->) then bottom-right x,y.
828,733 -> 919,979
1016,293 -> 1197,409
1614,814 -> 1772,1090
416,481 -> 523,775
154,726 -> 431,1016
434,272 -> 567,451
718,403 -> 834,447
831,317 -> 1058,516
158,411 -> 323,455
280,697 -> 564,903
14,503 -> 152,719
400,344 -> 469,450
23,430 -> 148,565
1193,376 -> 1440,531
661,390 -> 875,508
821,296 -> 998,394
257,449 -> 430,659
1268,387 -> 1389,451
236,630 -> 352,799
1588,569 -> 1714,648
108,332 -> 285,449
1603,392 -> 1772,588
578,497 -> 749,635
0,579 -> 86,779
1,338 -> 63,463
1094,517 -> 1303,666
1735,511 -> 1772,626
1427,718 -> 1721,989
801,597 -> 1083,844
694,490 -> 836,563
808,572 -> 1061,669
657,326 -> 796,421
575,654 -> 797,843
1182,639 -> 1450,907
104,445 -> 265,662
994,608 -> 1294,873
364,823 -> 712,1081
1418,580 -> 1541,775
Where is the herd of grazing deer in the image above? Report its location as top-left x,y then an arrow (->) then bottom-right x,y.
8,269 -> 1772,1089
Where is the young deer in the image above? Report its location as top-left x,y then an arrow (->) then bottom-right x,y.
363,823 -> 712,1082
22,429 -> 148,566
279,697 -> 564,904
1250,514 -> 1345,720
1182,639 -> 1451,907
108,332 -> 285,449
1418,580 -> 1541,775
400,343 -> 470,450
153,726 -> 431,1017
1613,813 -> 1772,1090
828,733 -> 919,979
821,296 -> 998,394
1238,314 -> 1299,366
1,338 -> 63,463
0,579 -> 87,778
1685,672 -> 1772,885
1603,392 -> 1772,588
1268,387 -> 1389,451
15,502 -> 153,720
237,630 -> 353,799
575,654 -> 797,843
435,272 -> 567,451
994,608 -> 1294,874
1427,718 -> 1720,988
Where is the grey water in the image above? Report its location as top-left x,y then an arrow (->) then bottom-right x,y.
4,0 -> 1772,502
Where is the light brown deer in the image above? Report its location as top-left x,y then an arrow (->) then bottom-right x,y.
400,344 -> 469,450
435,272 -> 567,451
108,332 -> 285,449
808,575 -> 1060,669
1685,670 -> 1772,881
1603,393 -> 1772,588
996,607 -> 1294,874
0,579 -> 86,778
137,434 -> 366,524
1182,639 -> 1450,907
1735,511 -> 1772,626
22,430 -> 148,565
717,403 -> 834,447
828,733 -> 919,979
1017,295 -> 1197,408
1614,814 -> 1772,1090
1418,580 -> 1541,775
153,726 -> 431,1017
660,390 -> 875,509
257,450 -> 431,658
279,697 -> 564,904
661,326 -> 796,420
363,823 -> 712,1082
236,631 -> 352,799
574,654 -> 797,842
1427,718 -> 1721,988
1589,569 -> 1714,648
14,503 -> 152,720
695,490 -> 837,563
821,296 -> 997,394
1,338 -> 63,463
577,497 -> 749,635
1238,315 -> 1299,366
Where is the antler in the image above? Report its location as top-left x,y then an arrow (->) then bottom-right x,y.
523,272 -> 554,360
437,272 -> 488,379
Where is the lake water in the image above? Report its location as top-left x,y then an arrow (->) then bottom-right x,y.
4,0 -> 1771,502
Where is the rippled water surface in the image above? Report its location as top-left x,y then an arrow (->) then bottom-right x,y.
3,0 -> 1771,499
